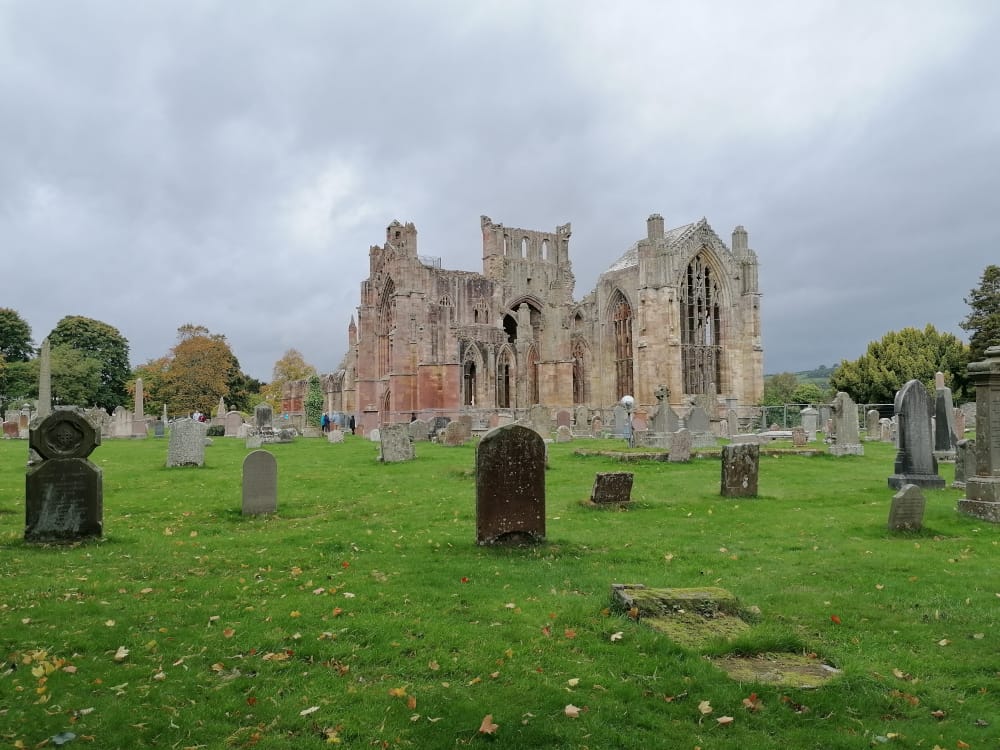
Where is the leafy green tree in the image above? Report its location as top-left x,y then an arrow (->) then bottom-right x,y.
961,264 -> 1000,364
0,308 -> 34,362
305,375 -> 324,426
51,346 -> 103,407
791,382 -> 825,405
225,360 -> 263,413
48,316 -> 131,411
260,349 -> 317,411
762,372 -> 798,406
1,359 -> 36,409
830,324 -> 969,404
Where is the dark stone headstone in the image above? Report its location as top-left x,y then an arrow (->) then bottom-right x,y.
888,380 -> 944,489
590,472 -> 633,504
408,419 -> 431,442
254,403 -> 273,430
669,428 -> 692,462
242,450 -> 277,515
888,484 -> 925,531
25,410 -> 103,543
431,416 -> 451,435
153,419 -> 165,438
476,425 -> 545,545
380,424 -> 415,462
721,443 -> 759,498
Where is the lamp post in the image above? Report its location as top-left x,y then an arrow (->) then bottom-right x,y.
620,395 -> 635,448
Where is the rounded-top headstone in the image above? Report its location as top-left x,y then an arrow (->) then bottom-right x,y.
29,409 -> 100,460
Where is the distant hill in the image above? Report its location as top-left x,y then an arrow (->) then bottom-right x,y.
764,365 -> 836,392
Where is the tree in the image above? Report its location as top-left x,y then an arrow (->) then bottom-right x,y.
158,325 -> 240,416
961,264 -> 1000,364
830,325 -> 969,404
761,372 -> 798,406
0,308 -> 34,362
305,375 -> 324,426
48,315 -> 131,411
791,382 -> 825,405
260,349 -> 317,411
50,345 -> 103,408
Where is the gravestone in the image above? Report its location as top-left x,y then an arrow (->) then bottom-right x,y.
431,416 -> 451,435
959,401 -> 977,430
726,409 -> 739,437
408,418 -> 431,442
368,428 -> 381,442
685,405 -> 710,434
957,346 -> 1000,521
380,424 -> 414,462
953,408 -> 966,438
25,409 -> 103,542
612,404 -> 628,436
887,484 -> 925,531
669,428 -> 692,462
952,439 -> 975,489
217,396 -> 227,421
555,410 -> 571,429
153,419 -> 165,438
442,420 -> 470,446
573,405 -> 589,434
327,429 -> 344,444
879,418 -> 892,442
791,426 -> 808,447
721,443 -> 759,498
650,402 -> 679,435
866,409 -> 879,440
888,380 -> 944,489
242,450 -> 277,515
166,418 -> 207,467
829,392 -> 863,456
590,472 -> 633,504
254,403 -> 273,431
591,415 -> 603,436
37,338 -> 52,420
224,411 -> 243,437
529,404 -> 552,437
800,407 -> 819,442
555,425 -> 573,443
111,406 -> 132,438
933,372 -> 957,461
275,428 -> 295,443
132,377 -> 147,438
246,435 -> 263,449
476,425 -> 545,545
4,421 -> 19,438
818,405 -> 831,433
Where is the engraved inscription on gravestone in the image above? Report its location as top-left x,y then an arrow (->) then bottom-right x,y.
590,472 -> 633,504
888,484 -> 926,531
476,425 -> 545,545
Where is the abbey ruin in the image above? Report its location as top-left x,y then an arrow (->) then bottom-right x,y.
322,213 -> 763,434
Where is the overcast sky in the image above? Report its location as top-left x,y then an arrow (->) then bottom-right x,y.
3,1 -> 998,382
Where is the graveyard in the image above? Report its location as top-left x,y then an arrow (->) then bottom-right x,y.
1,431 -> 997,749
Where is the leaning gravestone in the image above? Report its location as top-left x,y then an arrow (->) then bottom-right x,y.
720,443 -> 759,498
25,409 -> 103,542
242,450 -> 277,515
166,418 -> 207,467
829,392 -> 863,456
379,424 -> 414,462
888,380 -> 944,489
590,472 -> 633,505
887,484 -> 926,531
476,425 -> 545,545
669,428 -> 692,462
957,346 -> 1000,522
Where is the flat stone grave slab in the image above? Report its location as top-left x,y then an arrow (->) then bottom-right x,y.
611,583 -> 839,688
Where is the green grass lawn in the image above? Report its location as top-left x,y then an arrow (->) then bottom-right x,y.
1,434 -> 997,749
